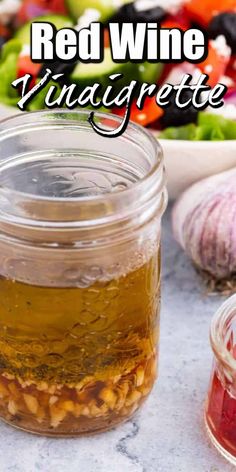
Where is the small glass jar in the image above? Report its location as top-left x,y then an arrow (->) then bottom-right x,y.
205,294 -> 236,464
0,110 -> 167,436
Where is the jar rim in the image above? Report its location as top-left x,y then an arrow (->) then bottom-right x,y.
0,109 -> 167,234
210,294 -> 236,373
0,109 -> 163,204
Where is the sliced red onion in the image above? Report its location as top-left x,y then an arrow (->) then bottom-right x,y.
225,89 -> 236,105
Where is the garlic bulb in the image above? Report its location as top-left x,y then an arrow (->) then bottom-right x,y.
172,168 -> 236,280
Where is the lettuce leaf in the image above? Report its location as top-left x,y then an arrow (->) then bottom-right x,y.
158,123 -> 197,140
198,113 -> 236,140
0,40 -> 22,107
27,80 -> 63,111
159,113 -> 236,141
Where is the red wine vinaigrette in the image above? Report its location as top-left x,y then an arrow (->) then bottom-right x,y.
205,295 -> 236,465
206,367 -> 236,459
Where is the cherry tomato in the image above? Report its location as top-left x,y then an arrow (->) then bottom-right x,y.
184,0 -> 236,27
198,41 -> 230,87
104,28 -> 110,48
113,97 -> 164,127
161,9 -> 190,31
17,55 -> 42,88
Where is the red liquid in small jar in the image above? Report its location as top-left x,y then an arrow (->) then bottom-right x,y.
206,368 -> 236,457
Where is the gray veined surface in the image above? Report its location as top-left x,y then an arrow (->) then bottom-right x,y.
0,205 -> 234,472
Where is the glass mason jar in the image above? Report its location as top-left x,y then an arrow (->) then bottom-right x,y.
0,110 -> 167,436
205,294 -> 236,465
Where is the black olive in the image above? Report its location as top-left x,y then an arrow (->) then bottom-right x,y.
0,36 -> 6,51
109,2 -> 166,23
39,61 -> 77,84
209,12 -> 236,54
160,90 -> 199,128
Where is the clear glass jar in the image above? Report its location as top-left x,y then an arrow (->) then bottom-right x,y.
0,110 -> 167,436
205,294 -> 236,465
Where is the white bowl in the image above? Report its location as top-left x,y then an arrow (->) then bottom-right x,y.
0,104 -> 236,200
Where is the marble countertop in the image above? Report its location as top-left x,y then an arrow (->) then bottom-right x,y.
0,206 -> 235,472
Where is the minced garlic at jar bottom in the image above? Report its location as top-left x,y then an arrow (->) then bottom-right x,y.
0,251 -> 160,436
0,352 -> 156,434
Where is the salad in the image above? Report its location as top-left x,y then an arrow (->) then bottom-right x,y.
0,0 -> 236,139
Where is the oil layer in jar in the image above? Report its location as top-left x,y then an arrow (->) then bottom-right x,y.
0,250 -> 160,435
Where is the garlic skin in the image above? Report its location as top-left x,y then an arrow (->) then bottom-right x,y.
172,168 -> 236,280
